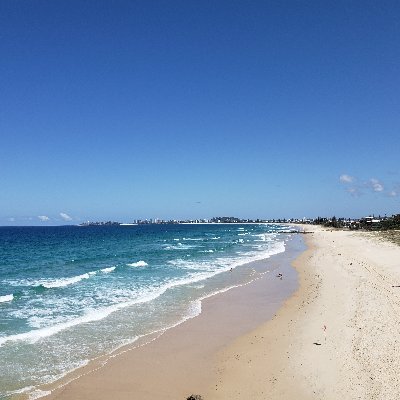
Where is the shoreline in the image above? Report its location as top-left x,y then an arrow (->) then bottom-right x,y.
1,223 -> 293,400
18,225 -> 400,399
33,234 -> 305,400
203,224 -> 317,399
208,226 -> 400,399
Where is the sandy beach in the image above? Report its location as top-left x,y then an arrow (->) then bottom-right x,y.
39,235 -> 303,400
41,226 -> 400,400
208,226 -> 400,399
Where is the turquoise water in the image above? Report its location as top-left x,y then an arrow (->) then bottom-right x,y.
0,223 -> 295,399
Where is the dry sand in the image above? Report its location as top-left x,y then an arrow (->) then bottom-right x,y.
209,226 -> 400,399
42,227 -> 400,400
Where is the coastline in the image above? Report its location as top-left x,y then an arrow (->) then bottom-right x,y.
208,226 -> 400,399
34,234 -> 305,400
19,225 -> 400,399
1,223 -> 291,399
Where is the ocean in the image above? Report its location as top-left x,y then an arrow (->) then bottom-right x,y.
0,223 -> 300,399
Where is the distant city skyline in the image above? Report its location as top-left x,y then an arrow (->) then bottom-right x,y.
1,1 -> 399,225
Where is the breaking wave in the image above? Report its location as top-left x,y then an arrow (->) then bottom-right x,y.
38,273 -> 92,289
0,294 -> 13,303
126,261 -> 148,267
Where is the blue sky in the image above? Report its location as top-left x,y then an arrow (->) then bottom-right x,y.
1,1 -> 399,224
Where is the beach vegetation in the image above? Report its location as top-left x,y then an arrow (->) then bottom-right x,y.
311,214 -> 400,231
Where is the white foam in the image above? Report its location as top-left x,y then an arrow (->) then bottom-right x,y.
5,385 -> 36,396
29,389 -> 52,400
0,294 -> 13,303
5,387 -> 52,400
100,266 -> 116,274
168,239 -> 285,275
40,273 -> 91,288
11,265 -> 118,289
126,261 -> 148,267
0,271 -> 214,347
0,300 -> 142,347
0,237 -> 287,348
191,284 -> 205,289
163,243 -> 197,250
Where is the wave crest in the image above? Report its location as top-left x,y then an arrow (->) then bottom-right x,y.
0,294 -> 13,303
100,266 -> 116,274
39,273 -> 91,289
126,261 -> 148,267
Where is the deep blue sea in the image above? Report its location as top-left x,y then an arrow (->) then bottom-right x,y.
0,223 -> 296,399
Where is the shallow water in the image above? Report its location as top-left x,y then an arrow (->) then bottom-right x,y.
0,223 -> 298,399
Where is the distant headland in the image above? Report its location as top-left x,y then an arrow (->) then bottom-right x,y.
79,214 -> 400,231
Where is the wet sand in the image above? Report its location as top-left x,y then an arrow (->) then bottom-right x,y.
42,235 -> 304,400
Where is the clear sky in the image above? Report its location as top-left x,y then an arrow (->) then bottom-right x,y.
1,0 -> 399,225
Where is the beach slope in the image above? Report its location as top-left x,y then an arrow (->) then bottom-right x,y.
209,227 -> 400,399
